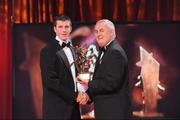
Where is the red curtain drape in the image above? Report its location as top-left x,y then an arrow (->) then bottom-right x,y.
13,0 -> 180,23
0,0 -> 179,119
0,0 -> 12,120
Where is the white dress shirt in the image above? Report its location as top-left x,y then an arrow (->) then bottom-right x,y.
56,36 -> 77,92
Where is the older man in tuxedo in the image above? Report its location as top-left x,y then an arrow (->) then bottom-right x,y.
77,19 -> 132,119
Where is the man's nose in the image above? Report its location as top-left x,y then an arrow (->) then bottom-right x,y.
62,28 -> 66,32
95,32 -> 101,36
97,34 -> 102,38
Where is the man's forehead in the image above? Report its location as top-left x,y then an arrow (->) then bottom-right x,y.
56,20 -> 71,25
95,21 -> 107,27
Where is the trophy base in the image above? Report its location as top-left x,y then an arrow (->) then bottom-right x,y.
133,111 -> 164,118
81,110 -> 95,119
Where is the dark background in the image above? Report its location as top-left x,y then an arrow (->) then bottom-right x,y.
1,0 -> 180,119
13,22 -> 180,119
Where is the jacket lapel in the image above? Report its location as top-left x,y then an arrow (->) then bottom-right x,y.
93,40 -> 117,74
69,47 -> 79,75
93,51 -> 102,74
56,49 -> 72,74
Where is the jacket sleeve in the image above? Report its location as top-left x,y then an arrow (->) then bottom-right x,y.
40,49 -> 77,105
86,50 -> 127,98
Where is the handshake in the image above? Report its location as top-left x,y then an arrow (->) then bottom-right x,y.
76,92 -> 90,105
76,75 -> 90,105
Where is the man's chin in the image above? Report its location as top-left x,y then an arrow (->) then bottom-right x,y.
61,37 -> 69,41
97,42 -> 104,47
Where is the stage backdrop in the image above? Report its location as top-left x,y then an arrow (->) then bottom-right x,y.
13,22 -> 180,119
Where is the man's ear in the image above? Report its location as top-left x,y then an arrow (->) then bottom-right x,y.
54,26 -> 56,33
70,26 -> 72,33
111,29 -> 116,38
110,29 -> 114,37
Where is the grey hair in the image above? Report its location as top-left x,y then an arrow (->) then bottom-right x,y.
96,19 -> 116,39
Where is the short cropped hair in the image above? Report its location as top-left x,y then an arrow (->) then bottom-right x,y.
53,14 -> 72,26
96,19 -> 115,31
96,19 -> 116,39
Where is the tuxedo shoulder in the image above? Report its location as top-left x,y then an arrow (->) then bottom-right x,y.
40,45 -> 50,55
110,46 -> 128,61
42,40 -> 59,51
41,44 -> 59,58
110,46 -> 124,54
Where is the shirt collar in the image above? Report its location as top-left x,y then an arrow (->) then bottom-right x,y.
55,36 -> 71,46
104,39 -> 114,49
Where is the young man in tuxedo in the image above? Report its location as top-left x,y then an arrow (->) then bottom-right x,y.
77,19 -> 132,119
40,15 -> 81,120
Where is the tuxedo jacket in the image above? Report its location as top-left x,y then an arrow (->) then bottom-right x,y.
87,40 -> 132,119
40,39 -> 80,119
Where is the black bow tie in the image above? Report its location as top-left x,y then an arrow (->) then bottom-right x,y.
99,47 -> 106,52
62,42 -> 71,48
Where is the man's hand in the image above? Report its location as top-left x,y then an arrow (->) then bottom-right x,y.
76,75 -> 89,85
76,92 -> 89,105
